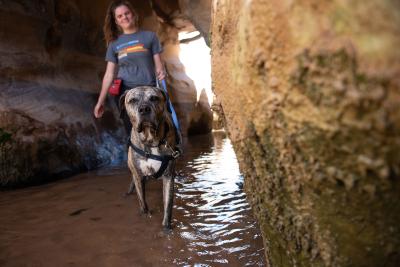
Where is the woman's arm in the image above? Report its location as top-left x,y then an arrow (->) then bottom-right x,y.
93,61 -> 117,118
153,53 -> 166,81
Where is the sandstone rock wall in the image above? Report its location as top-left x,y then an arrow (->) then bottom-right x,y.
212,0 -> 400,266
0,0 -> 213,187
178,0 -> 211,46
0,0 -> 127,187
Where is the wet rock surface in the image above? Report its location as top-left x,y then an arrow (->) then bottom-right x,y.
0,87 -> 124,188
211,0 -> 400,266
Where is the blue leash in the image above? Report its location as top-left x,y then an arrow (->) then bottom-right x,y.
158,79 -> 180,131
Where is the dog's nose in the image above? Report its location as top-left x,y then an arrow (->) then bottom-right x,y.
139,105 -> 151,115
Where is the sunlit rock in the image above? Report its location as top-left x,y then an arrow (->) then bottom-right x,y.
152,1 -> 214,135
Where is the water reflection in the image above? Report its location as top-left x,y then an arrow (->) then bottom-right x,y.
0,131 -> 265,267
173,131 -> 265,266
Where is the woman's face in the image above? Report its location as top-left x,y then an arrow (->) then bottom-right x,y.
114,5 -> 136,32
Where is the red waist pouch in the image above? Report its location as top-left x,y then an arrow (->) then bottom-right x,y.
109,79 -> 122,96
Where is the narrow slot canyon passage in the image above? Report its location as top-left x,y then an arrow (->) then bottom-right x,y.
1,1 -> 399,266
0,1 -> 266,266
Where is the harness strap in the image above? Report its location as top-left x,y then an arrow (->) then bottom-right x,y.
128,139 -> 179,179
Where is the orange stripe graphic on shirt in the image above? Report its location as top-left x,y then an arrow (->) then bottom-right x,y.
122,44 -> 148,53
117,44 -> 148,59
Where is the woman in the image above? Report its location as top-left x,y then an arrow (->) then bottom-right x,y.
93,0 -> 165,133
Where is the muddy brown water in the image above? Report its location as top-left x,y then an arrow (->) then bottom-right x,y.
0,131 -> 265,266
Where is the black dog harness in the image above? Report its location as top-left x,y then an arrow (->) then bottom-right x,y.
128,139 -> 181,179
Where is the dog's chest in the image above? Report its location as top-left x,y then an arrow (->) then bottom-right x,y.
137,148 -> 162,175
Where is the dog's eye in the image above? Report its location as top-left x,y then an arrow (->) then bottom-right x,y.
129,98 -> 139,104
149,96 -> 159,102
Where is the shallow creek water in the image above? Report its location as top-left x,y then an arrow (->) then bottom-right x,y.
0,131 -> 265,266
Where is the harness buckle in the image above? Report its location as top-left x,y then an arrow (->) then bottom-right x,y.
164,142 -> 181,159
172,150 -> 180,159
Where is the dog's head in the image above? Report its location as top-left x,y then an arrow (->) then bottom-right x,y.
120,86 -> 169,144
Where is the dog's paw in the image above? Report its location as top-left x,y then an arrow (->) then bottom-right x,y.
139,208 -> 152,217
145,210 -> 153,218
162,225 -> 173,234
156,229 -> 172,238
162,228 -> 173,235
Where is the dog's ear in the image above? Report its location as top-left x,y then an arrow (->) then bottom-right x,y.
159,88 -> 168,102
119,91 -> 128,118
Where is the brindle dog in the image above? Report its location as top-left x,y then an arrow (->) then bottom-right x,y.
119,86 -> 180,231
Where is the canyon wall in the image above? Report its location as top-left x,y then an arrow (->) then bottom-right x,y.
211,0 -> 400,266
0,0 -> 212,187
3,0 -> 398,265
0,0 -> 125,186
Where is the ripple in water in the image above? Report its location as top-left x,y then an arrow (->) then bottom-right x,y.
0,132 -> 265,267
173,132 -> 265,266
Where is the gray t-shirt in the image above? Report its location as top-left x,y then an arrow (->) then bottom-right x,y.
106,31 -> 162,89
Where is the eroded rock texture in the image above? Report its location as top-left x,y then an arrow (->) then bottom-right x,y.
0,1 -> 127,187
212,0 -> 400,266
0,0 -> 213,187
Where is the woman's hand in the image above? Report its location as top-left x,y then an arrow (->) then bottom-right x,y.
94,62 -> 117,119
153,53 -> 166,81
94,102 -> 105,118
156,68 -> 166,81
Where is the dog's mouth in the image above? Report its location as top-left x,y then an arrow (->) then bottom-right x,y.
137,121 -> 157,133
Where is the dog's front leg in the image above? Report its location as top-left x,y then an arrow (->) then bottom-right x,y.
132,174 -> 148,214
162,176 -> 174,230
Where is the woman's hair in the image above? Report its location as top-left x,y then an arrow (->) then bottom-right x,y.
103,0 -> 139,46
